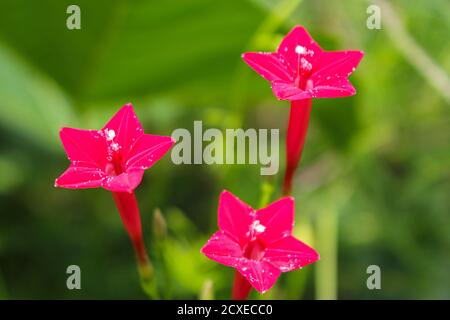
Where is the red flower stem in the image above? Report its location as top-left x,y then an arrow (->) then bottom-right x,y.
112,192 -> 148,263
232,270 -> 252,300
112,192 -> 157,298
282,98 -> 312,195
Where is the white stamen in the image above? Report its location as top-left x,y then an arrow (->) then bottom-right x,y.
301,57 -> 312,71
105,129 -> 116,141
110,142 -> 120,152
295,45 -> 306,54
295,45 -> 314,56
250,220 -> 266,234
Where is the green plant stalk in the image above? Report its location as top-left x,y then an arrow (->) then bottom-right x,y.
315,208 -> 338,300
152,208 -> 172,299
152,240 -> 172,299
199,279 -> 215,300
137,258 -> 159,299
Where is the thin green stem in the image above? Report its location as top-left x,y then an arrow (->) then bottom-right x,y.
138,259 -> 159,299
315,208 -> 338,300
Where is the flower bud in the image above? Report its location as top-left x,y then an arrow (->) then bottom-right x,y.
153,208 -> 167,242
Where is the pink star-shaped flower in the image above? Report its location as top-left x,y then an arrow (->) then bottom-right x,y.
201,190 -> 319,296
242,25 -> 363,101
55,104 -> 175,291
242,25 -> 364,195
55,103 -> 175,193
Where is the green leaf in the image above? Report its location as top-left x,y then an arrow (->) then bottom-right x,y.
0,44 -> 76,151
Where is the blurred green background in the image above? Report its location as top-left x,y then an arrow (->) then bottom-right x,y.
0,0 -> 449,299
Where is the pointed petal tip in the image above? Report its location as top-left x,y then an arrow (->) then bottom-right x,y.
349,49 -> 364,57
219,189 -> 232,204
241,52 -> 261,61
266,194 -> 295,208
290,24 -> 307,32
220,189 -> 230,195
241,52 -> 253,64
200,245 -> 207,255
59,127 -> 75,142
281,25 -> 316,45
59,127 -> 71,136
219,189 -> 247,206
280,195 -> 295,202
219,189 -> 233,199
348,50 -> 364,65
353,50 -> 365,63
357,51 -> 364,65
307,247 -> 320,263
115,102 -> 135,116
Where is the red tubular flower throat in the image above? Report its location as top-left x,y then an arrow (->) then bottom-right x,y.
105,130 -> 150,265
283,98 -> 312,195
112,192 -> 149,265
232,271 -> 252,300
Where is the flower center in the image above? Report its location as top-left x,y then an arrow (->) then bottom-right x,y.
294,74 -> 314,91
294,48 -> 315,90
103,129 -> 125,176
106,152 -> 125,176
243,239 -> 265,261
242,219 -> 268,260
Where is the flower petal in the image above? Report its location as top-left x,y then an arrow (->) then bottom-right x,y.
312,50 -> 364,80
277,25 -> 322,72
310,81 -> 356,98
201,230 -> 244,267
59,128 -> 107,168
264,236 -> 319,272
102,103 -> 144,159
55,165 -> 105,189
271,81 -> 312,101
309,50 -> 363,98
256,197 -> 294,245
242,52 -> 293,82
218,190 -> 254,246
237,260 -> 281,293
126,134 -> 175,170
102,170 -> 144,193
